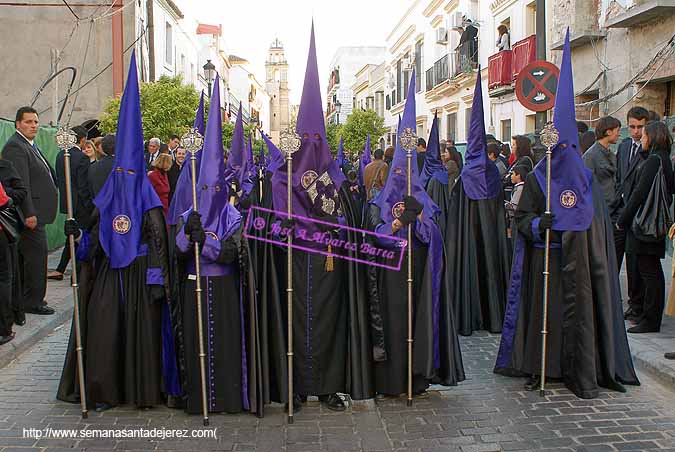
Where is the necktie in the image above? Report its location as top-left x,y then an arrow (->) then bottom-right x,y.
630,142 -> 639,162
32,143 -> 53,181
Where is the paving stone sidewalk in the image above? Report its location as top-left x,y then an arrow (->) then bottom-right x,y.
0,321 -> 675,451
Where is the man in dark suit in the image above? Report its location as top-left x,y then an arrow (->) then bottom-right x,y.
144,137 -> 161,171
1,107 -> 58,315
48,126 -> 94,281
88,134 -> 115,198
611,106 -> 649,322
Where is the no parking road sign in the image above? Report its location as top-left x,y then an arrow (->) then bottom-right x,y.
515,60 -> 560,112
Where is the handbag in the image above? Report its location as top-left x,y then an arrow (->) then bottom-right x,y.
0,203 -> 24,244
631,161 -> 673,243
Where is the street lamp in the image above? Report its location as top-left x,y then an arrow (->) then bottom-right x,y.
203,59 -> 216,98
335,100 -> 342,125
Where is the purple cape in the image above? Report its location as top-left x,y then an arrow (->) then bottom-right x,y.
94,51 -> 162,269
533,29 -> 593,232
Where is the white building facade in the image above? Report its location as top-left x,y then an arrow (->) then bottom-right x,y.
326,47 -> 387,125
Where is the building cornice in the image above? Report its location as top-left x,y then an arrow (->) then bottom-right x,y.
387,0 -> 422,42
444,0 -> 459,13
461,93 -> 474,104
390,25 -> 417,55
490,0 -> 518,16
416,115 -> 427,124
441,101 -> 460,112
431,15 -> 444,28
158,0 -> 184,20
423,0 -> 445,17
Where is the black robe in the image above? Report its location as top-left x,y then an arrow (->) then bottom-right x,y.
57,207 -> 171,408
425,177 -> 451,239
366,205 -> 464,396
445,180 -> 511,335
256,184 -> 374,399
494,173 -> 640,398
175,221 -> 245,414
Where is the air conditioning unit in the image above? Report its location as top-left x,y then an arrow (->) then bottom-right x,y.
436,27 -> 448,44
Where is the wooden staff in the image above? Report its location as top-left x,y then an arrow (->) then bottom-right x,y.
180,129 -> 209,425
539,123 -> 559,397
55,127 -> 87,419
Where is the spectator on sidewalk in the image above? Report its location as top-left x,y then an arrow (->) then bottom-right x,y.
1,106 -> 58,316
488,143 -> 507,176
363,148 -> 388,200
617,120 -> 674,334
147,153 -> 173,216
0,158 -> 27,331
583,116 -> 621,204
83,140 -> 98,164
88,134 -> 115,198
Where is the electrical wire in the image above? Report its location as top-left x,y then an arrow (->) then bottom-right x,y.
66,18 -> 95,125
38,24 -> 149,116
577,33 -> 675,108
584,42 -> 675,123
61,0 -> 80,20
93,0 -> 134,22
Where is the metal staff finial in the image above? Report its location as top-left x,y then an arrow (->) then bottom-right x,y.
179,128 -> 210,426
539,121 -> 559,397
55,126 -> 88,419
399,126 -> 416,408
279,126 -> 300,424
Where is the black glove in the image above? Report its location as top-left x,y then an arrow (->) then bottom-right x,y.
399,210 -> 417,227
184,212 -> 205,245
64,219 -> 80,237
404,195 -> 423,215
538,213 -> 554,234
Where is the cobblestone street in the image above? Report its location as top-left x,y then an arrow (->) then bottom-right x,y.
0,321 -> 674,452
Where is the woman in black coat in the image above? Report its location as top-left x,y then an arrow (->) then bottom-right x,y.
0,160 -> 28,344
617,121 -> 674,333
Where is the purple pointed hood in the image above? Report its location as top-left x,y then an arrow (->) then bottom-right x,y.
197,73 -> 232,236
421,113 -> 449,187
372,69 -> 440,223
94,51 -> 162,269
261,132 -> 285,173
270,22 -> 346,220
167,90 -> 205,225
460,69 -> 502,200
358,134 -> 372,186
534,29 -> 593,231
337,136 -> 346,168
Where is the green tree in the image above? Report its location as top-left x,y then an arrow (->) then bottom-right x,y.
99,75 -> 202,140
222,121 -> 263,153
326,122 -> 342,157
339,109 -> 387,156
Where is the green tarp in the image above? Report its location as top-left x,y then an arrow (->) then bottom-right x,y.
0,118 -> 65,251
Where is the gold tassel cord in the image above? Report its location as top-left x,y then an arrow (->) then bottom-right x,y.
325,244 -> 334,272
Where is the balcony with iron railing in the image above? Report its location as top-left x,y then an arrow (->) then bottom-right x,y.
487,34 -> 536,95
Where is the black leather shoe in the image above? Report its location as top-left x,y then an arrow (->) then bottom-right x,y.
319,393 -> 346,412
95,403 -> 114,412
627,322 -> 659,334
0,333 -> 15,345
623,307 -> 642,321
524,376 -> 540,391
665,352 -> 675,360
14,313 -> 25,326
25,306 -> 55,315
